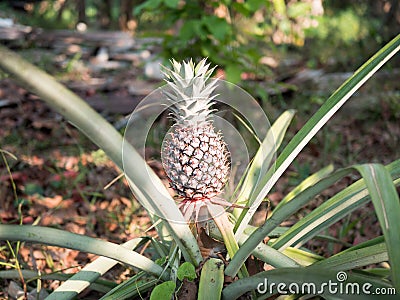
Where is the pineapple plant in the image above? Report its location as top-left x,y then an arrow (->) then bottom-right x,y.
161,59 -> 235,221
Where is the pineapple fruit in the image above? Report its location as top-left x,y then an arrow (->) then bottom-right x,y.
161,59 -> 232,221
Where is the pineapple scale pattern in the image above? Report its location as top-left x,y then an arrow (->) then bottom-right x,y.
162,122 -> 230,200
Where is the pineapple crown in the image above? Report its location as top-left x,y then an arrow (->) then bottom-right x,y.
162,58 -> 219,125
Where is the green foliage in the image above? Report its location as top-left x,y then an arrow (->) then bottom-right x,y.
91,149 -> 109,166
0,0 -> 130,30
382,92 -> 400,119
135,0 -> 271,83
177,262 -> 196,281
23,183 -> 44,196
150,281 -> 176,300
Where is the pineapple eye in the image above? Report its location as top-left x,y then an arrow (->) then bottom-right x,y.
179,174 -> 189,185
184,145 -> 195,156
181,155 -> 189,165
198,161 -> 208,172
193,148 -> 203,159
183,165 -> 193,175
190,158 -> 200,168
200,142 -> 209,152
191,137 -> 201,147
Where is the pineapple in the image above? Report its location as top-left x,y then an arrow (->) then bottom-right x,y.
161,59 -> 232,220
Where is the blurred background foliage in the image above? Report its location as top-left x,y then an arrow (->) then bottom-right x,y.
1,0 -> 399,80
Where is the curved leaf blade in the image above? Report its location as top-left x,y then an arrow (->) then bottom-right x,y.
234,110 -> 296,228
0,225 -> 168,281
271,163 -> 400,250
272,164 -> 334,214
226,167 -> 354,277
46,238 -> 145,300
309,242 -> 388,271
198,258 -> 224,300
354,164 -> 400,292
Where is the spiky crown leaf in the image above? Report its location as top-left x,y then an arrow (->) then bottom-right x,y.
162,58 -> 218,125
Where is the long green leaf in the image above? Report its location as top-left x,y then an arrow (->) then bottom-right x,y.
101,277 -> 158,300
0,45 -> 202,266
270,166 -> 400,291
198,258 -> 224,300
341,236 -> 385,253
0,225 -> 168,281
234,34 -> 400,238
101,244 -> 180,299
208,204 -> 249,278
226,167 -> 355,277
282,247 -> 323,266
235,109 -> 296,204
272,164 -> 334,214
0,270 -> 115,293
309,242 -> 388,271
271,162 -> 400,250
46,238 -> 145,300
240,235 -> 300,268
233,110 -> 296,224
227,159 -> 400,277
271,180 -> 370,250
355,164 -> 400,292
208,221 -> 300,268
